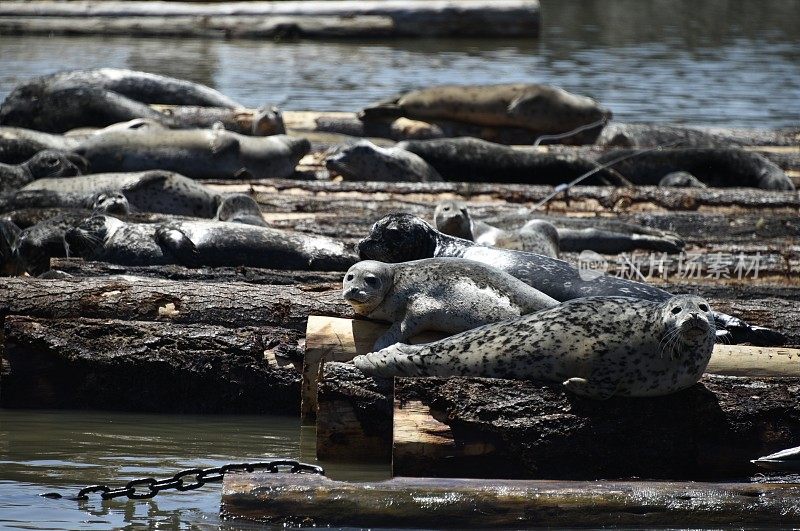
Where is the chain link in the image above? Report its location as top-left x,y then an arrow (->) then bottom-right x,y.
41,459 -> 324,501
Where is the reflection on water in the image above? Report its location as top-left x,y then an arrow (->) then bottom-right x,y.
0,410 -> 389,530
0,0 -> 798,127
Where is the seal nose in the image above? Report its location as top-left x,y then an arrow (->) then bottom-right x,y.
344,286 -> 360,300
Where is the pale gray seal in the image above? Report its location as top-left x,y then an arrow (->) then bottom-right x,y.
357,214 -> 783,346
16,170 -> 220,217
360,84 -> 611,136
91,192 -> 131,215
0,150 -> 86,194
65,215 -> 357,270
0,126 -> 81,164
214,194 -> 268,227
325,140 -> 442,182
433,201 -> 685,255
354,295 -> 716,399
72,124 -> 310,179
658,171 -> 707,188
343,258 -> 558,350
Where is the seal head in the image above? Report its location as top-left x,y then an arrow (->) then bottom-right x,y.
64,215 -> 123,259
342,260 -> 393,315
357,213 -> 438,262
91,191 -> 131,215
433,201 -> 472,240
659,294 -> 714,359
215,194 -> 267,227
326,140 -> 442,182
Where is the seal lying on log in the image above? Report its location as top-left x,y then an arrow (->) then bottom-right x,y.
0,150 -> 86,194
354,295 -> 716,399
71,122 -> 310,179
13,170 -> 221,217
65,215 -> 357,270
433,201 -> 685,255
597,148 -> 795,190
343,258 -> 558,350
658,171 -> 707,188
325,140 -> 442,182
396,137 -> 629,185
0,127 -> 81,164
360,84 -> 611,137
357,214 -> 783,346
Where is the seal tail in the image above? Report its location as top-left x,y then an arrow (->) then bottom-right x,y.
353,343 -> 426,378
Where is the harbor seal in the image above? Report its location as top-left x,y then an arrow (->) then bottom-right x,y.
214,194 -> 268,227
0,127 -> 81,164
91,192 -> 131,215
354,295 -> 716,399
397,137 -> 630,185
72,125 -> 310,179
325,140 -> 442,182
597,148 -> 794,190
357,214 -> 782,346
360,84 -> 611,136
0,150 -> 86,194
433,201 -> 684,254
595,123 -> 733,148
15,170 -> 220,217
343,258 -> 558,350
65,216 -> 357,270
658,171 -> 707,188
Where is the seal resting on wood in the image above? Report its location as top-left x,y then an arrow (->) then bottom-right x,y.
354,295 -> 716,399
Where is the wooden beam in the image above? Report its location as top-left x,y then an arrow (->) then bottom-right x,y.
221,472 -> 800,527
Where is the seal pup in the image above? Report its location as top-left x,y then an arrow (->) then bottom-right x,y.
16,170 -> 220,217
325,140 -> 442,182
360,84 -> 612,135
434,201 -> 685,254
343,258 -> 558,350
658,171 -> 707,188
65,216 -> 357,271
214,194 -> 268,227
0,150 -> 86,194
434,201 -> 560,257
597,148 -> 794,190
357,214 -> 782,346
72,125 -> 310,179
354,295 -> 716,399
397,137 -> 629,185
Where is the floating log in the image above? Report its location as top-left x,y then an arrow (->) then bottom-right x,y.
0,1 -> 541,39
221,472 -> 800,527
1,315 -> 301,413
0,276 -> 352,330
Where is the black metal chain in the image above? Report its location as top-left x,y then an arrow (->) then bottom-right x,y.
41,459 -> 324,501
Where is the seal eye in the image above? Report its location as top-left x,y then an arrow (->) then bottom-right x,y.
443,206 -> 451,212
345,274 -> 354,281
44,157 -> 59,167
671,306 -> 681,315
698,304 -> 709,312
364,276 -> 380,288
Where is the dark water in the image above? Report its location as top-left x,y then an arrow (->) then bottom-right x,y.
0,0 -> 799,127
0,410 -> 389,529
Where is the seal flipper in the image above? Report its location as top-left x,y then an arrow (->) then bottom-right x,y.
372,316 -> 423,351
353,343 -> 426,378
210,127 -> 240,156
562,377 -> 618,400
713,312 -> 786,346
156,226 -> 198,267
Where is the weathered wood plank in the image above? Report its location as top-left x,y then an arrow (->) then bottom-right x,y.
221,472 -> 800,527
1,315 -> 301,413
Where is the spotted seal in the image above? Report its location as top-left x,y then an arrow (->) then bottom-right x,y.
15,170 -> 220,217
433,201 -> 684,254
360,84 -> 611,136
354,295 -> 716,399
0,127 -> 82,164
357,214 -> 782,346
72,124 -> 310,179
343,258 -> 558,350
325,140 -> 442,182
0,150 -> 86,195
658,171 -> 707,188
65,215 -> 357,270
214,194 -> 268,227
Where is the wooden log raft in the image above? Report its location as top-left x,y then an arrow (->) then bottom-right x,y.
317,362 -> 800,479
222,472 -> 800,527
0,1 -> 541,39
1,315 -> 301,413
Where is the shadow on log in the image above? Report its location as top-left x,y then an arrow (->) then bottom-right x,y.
1,316 -> 301,413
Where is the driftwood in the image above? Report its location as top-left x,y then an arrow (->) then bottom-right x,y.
0,276 -> 352,330
1,315 -> 301,413
317,362 -> 800,479
0,1 -> 541,38
222,472 -> 800,527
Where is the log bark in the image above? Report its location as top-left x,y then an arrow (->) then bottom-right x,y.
391,375 -> 800,480
1,315 -> 301,413
0,275 -> 352,330
222,472 -> 800,527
